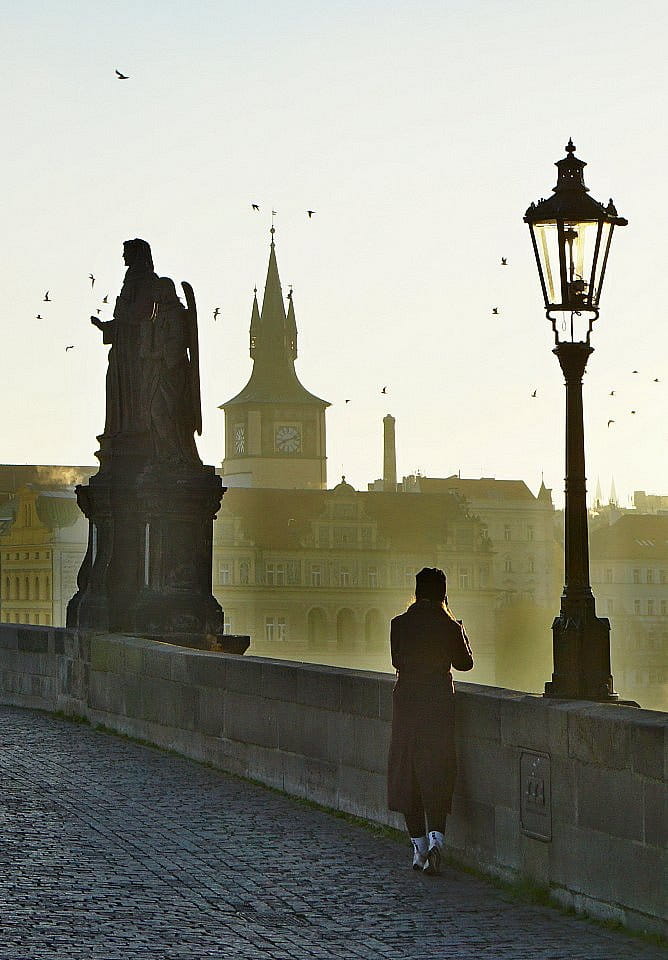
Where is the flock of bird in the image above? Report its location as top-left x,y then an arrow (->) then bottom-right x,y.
31,70 -> 662,425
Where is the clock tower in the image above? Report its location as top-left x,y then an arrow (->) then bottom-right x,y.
220,230 -> 330,489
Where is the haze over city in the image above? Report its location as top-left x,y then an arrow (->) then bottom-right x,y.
2,0 -> 666,506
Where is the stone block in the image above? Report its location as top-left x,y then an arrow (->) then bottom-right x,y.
283,753 -> 337,807
339,673 -> 381,718
501,697 -> 568,757
549,756 -> 577,825
17,628 -> 49,653
139,677 -> 198,730
337,715 -> 390,774
378,678 -> 393,722
455,688 -> 502,742
89,671 -> 124,715
274,701 -> 333,762
224,654 -> 262,693
643,779 -> 667,848
90,636 -> 124,674
122,640 -> 143,675
141,647 -> 173,681
567,704 -> 632,770
457,741 -> 516,808
630,714 -> 666,781
337,764 -> 387,822
576,765 -> 643,842
494,805 -> 521,869
0,626 -> 18,650
179,652 -> 227,690
222,691 -> 278,748
262,661 -> 342,711
197,687 -> 224,737
461,798 -> 496,857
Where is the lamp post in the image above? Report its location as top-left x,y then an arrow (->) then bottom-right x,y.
525,140 -> 627,701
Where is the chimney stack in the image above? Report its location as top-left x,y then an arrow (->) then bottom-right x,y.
383,414 -> 397,491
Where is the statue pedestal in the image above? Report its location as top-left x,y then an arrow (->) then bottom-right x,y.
67,454 -> 225,648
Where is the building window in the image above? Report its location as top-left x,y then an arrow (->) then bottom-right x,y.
661,600 -> 667,616
34,614 -> 40,625
368,567 -> 378,588
634,599 -> 641,615
265,562 -> 285,586
361,526 -> 372,543
317,526 -> 329,547
333,526 -> 355,545
503,558 -> 512,574
459,568 -> 471,589
287,561 -> 300,585
24,577 -> 30,600
647,599 -> 654,616
479,564 -> 489,588
633,569 -> 640,584
504,525 -> 511,541
218,562 -> 232,585
660,570 -> 666,584
311,565 -> 322,587
605,568 -> 613,584
45,576 -> 50,596
239,561 -> 250,585
646,569 -> 653,584
527,558 -> 535,574
45,614 -> 50,626
340,567 -> 351,587
265,616 -> 287,642
527,525 -> 534,541
223,614 -> 232,634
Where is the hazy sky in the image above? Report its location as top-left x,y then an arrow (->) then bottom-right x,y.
2,0 -> 666,506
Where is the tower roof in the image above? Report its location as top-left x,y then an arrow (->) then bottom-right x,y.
221,232 -> 329,408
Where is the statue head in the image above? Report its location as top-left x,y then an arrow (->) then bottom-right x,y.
123,238 -> 154,271
154,276 -> 181,306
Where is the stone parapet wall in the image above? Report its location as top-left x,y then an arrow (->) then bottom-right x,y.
0,624 -> 665,936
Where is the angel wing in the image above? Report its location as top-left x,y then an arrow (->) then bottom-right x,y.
181,281 -> 202,436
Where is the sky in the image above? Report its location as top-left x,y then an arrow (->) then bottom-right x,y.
1,0 -> 666,507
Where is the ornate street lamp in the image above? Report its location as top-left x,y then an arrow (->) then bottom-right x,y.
525,140 -> 627,700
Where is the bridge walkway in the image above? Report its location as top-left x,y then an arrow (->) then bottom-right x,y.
0,706 -> 663,960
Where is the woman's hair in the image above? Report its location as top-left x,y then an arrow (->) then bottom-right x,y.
415,567 -> 446,602
415,567 -> 457,619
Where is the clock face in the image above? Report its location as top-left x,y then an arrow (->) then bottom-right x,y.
234,424 -> 245,455
275,424 -> 301,454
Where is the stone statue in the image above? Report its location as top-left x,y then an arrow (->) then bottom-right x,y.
140,276 -> 202,464
91,238 -> 158,437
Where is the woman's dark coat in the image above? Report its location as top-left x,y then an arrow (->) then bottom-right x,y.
387,600 -> 474,814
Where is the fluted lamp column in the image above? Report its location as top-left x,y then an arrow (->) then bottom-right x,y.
524,140 -> 627,701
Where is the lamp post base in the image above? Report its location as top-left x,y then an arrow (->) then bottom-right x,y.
544,611 -> 619,701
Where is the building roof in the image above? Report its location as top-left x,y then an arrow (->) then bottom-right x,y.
217,486 -> 474,552
417,475 -> 538,503
590,514 -> 668,561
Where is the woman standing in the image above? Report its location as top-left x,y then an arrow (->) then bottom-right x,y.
387,567 -> 474,875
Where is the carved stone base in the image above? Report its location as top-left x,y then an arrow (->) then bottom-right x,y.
67,460 -> 225,647
545,611 -> 618,701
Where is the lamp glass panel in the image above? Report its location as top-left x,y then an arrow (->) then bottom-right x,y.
533,221 -> 560,304
564,220 -> 599,308
593,221 -> 612,304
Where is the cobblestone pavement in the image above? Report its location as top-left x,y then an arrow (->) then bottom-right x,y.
0,706 -> 664,960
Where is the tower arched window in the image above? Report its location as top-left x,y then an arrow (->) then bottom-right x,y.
24,576 -> 30,600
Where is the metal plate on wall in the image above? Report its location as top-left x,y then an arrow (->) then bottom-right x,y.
520,750 -> 552,841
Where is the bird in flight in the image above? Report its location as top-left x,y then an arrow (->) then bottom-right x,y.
631,409 -> 637,414
115,69 -> 129,80
492,308 -> 499,315
501,257 -> 507,266
632,369 -> 638,374
607,419 -> 615,427
95,308 -> 102,315
345,399 -> 351,404
653,377 -> 660,382
381,386 -> 387,394
35,314 -> 43,320
65,345 -> 75,351
251,203 -> 259,211
89,274 -> 95,288
213,307 -> 220,321
531,390 -> 537,397
43,291 -> 50,302
609,390 -> 615,396
102,295 -> 108,304
307,210 -> 315,218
